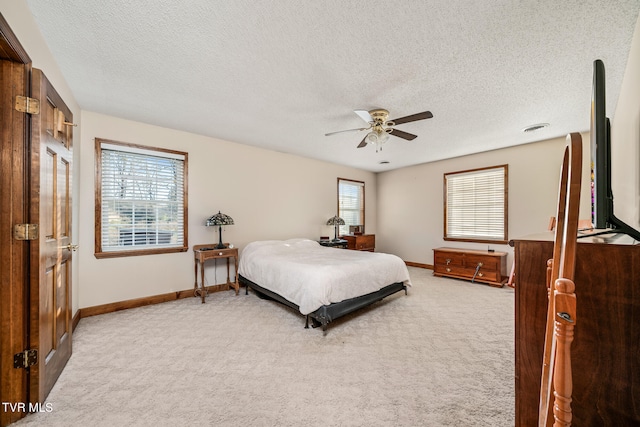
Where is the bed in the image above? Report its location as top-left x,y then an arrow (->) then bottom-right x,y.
238,238 -> 411,333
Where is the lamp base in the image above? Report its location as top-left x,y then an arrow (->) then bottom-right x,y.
215,226 -> 226,249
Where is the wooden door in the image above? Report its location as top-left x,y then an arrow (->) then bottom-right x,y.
29,69 -> 74,403
0,41 -> 31,427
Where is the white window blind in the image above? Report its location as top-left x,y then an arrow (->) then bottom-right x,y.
444,165 -> 507,243
98,141 -> 186,253
338,179 -> 364,235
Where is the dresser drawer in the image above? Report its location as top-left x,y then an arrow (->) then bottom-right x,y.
465,254 -> 499,270
434,264 -> 500,283
432,247 -> 507,287
343,234 -> 375,251
434,252 -> 464,267
356,234 -> 375,250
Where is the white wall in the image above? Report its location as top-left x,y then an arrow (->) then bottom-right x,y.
376,134 -> 593,267
612,11 -> 640,230
77,112 -> 376,308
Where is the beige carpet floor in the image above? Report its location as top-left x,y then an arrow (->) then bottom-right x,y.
14,267 -> 515,426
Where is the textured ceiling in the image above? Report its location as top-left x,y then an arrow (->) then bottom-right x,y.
26,0 -> 640,172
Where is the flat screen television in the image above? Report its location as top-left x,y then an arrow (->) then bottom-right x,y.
590,59 -> 640,240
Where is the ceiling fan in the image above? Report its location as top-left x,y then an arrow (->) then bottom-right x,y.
325,108 -> 433,152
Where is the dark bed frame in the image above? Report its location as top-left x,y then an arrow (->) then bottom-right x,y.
239,275 -> 407,334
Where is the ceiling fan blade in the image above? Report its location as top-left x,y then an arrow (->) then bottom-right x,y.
354,109 -> 373,123
390,111 -> 433,125
325,127 -> 368,136
357,137 -> 368,148
389,128 -> 418,141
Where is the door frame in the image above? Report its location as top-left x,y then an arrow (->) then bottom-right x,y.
0,12 -> 33,427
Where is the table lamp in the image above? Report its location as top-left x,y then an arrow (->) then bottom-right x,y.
206,211 -> 234,249
326,215 -> 345,241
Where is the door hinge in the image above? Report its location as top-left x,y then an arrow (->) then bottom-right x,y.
14,349 -> 38,369
14,223 -> 39,241
15,95 -> 40,114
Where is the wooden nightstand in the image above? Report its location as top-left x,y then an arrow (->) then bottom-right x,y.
193,244 -> 239,303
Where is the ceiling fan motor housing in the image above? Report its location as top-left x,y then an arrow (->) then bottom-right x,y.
369,108 -> 389,123
369,109 -> 395,128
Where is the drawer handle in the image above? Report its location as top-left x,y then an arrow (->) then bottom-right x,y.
478,273 -> 484,277
446,258 -> 451,265
219,252 -> 224,256
472,264 -> 482,283
446,267 -> 451,272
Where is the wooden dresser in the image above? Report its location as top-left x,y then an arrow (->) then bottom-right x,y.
511,233 -> 640,426
343,234 -> 375,251
432,247 -> 507,287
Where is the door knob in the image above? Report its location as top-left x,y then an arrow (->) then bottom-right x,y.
63,244 -> 78,252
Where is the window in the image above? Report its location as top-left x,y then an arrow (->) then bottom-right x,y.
337,178 -> 365,235
95,138 -> 188,258
444,165 -> 508,243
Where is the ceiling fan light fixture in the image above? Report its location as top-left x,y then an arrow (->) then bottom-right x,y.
365,128 -> 389,152
366,128 -> 389,143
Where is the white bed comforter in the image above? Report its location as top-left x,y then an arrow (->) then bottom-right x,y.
238,238 -> 411,315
